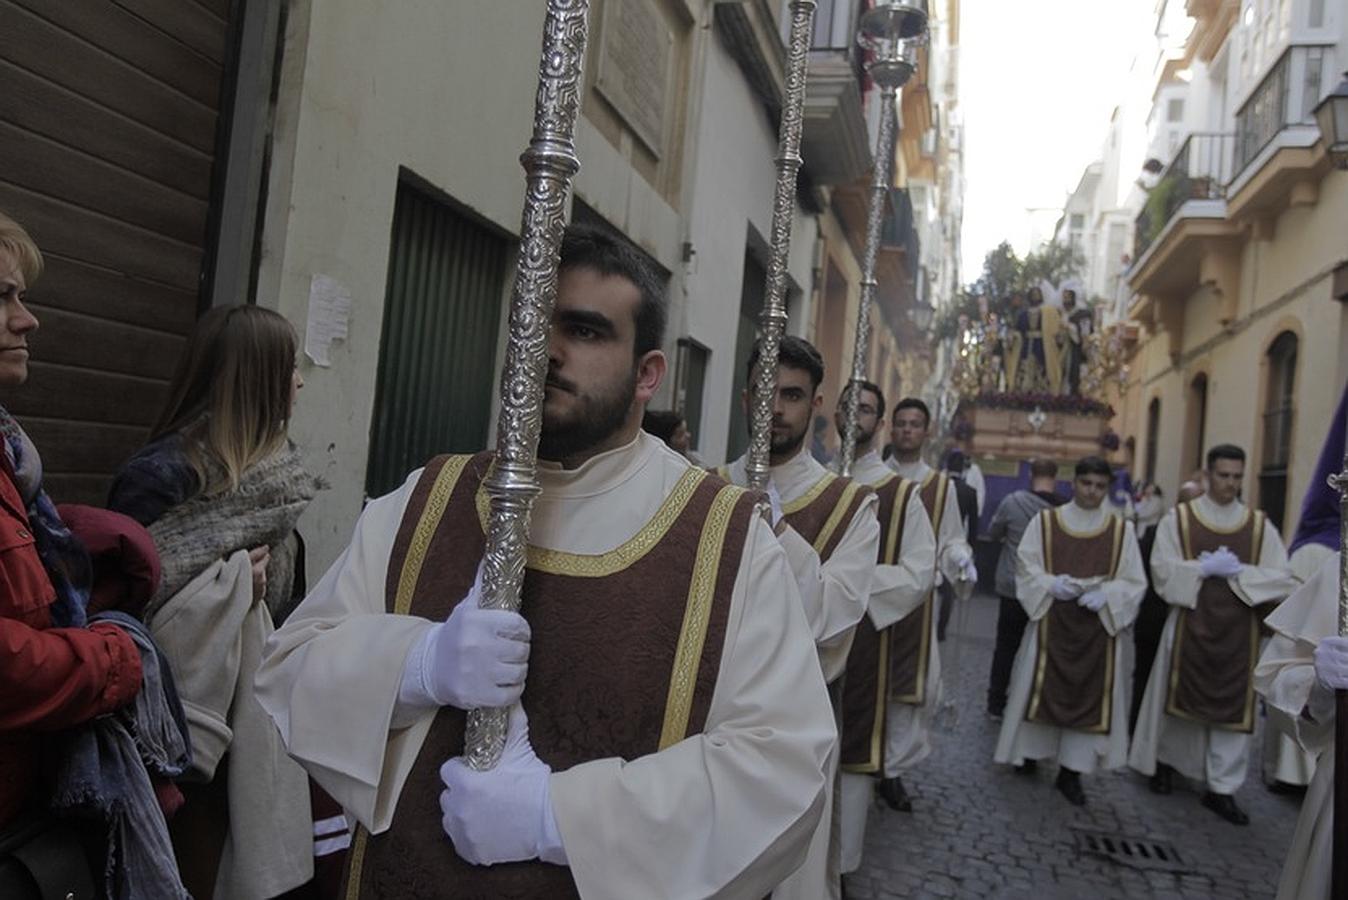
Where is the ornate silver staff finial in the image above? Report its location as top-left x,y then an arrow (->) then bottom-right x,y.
1328,452 -> 1348,639
465,0 -> 592,772
837,1 -> 927,476
744,0 -> 818,493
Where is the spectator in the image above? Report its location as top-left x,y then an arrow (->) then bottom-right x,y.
985,458 -> 1063,718
641,408 -> 700,463
108,306 -> 325,900
1133,482 -> 1165,533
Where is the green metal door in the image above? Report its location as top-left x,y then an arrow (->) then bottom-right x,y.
365,180 -> 510,497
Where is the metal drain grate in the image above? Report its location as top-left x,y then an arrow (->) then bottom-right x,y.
1073,829 -> 1188,873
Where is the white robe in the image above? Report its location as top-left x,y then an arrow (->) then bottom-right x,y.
883,457 -> 971,776
721,446 -> 879,900
1129,495 -> 1297,793
255,433 -> 837,900
993,502 -> 1146,773
837,448 -> 936,875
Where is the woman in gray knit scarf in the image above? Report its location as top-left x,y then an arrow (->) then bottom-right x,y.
109,306 -> 326,900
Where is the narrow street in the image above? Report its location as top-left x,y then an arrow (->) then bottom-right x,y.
851,592 -> 1304,900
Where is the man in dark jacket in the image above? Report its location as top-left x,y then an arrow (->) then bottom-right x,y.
985,458 -> 1063,718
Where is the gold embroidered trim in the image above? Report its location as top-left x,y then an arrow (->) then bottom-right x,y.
1051,507 -> 1114,539
658,485 -> 742,749
893,593 -> 934,705
921,471 -> 949,534
343,825 -> 369,900
883,480 -> 914,565
842,627 -> 891,775
395,455 -> 472,616
472,466 -> 707,577
812,482 -> 862,555
782,471 -> 837,515
1185,501 -> 1254,535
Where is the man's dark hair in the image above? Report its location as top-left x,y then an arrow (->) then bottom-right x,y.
893,397 -> 930,427
1206,443 -> 1246,468
838,379 -> 886,419
1029,458 -> 1058,480
747,335 -> 825,392
945,449 -> 967,473
641,409 -> 683,444
559,224 -> 667,356
1075,455 -> 1112,479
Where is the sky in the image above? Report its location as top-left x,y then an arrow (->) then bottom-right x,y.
957,0 -> 1159,284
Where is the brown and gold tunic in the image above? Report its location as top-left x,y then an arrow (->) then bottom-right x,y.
889,471 -> 949,705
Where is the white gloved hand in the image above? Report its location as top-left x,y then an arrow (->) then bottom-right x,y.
958,556 -> 978,583
1078,590 -> 1107,612
765,482 -> 785,529
1049,574 -> 1083,601
1314,635 -> 1348,692
1198,547 -> 1242,579
439,704 -> 566,866
414,564 -> 531,711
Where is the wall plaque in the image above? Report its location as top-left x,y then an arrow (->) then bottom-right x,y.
595,0 -> 672,157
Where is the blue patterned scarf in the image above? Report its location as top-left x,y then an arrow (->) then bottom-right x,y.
0,405 -> 90,627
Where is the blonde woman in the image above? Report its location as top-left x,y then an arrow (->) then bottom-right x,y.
109,306 -> 324,899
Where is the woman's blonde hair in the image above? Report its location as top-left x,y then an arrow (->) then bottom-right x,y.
151,305 -> 298,495
0,211 -> 44,283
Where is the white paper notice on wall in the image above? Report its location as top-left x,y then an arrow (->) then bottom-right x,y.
304,273 -> 352,368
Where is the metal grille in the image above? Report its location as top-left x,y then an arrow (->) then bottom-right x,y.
1073,829 -> 1188,874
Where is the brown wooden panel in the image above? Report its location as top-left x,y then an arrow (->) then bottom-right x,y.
17,417 -> 151,482
38,473 -> 114,508
0,183 -> 203,292
5,361 -> 168,428
0,61 -> 213,199
8,0 -> 221,106
0,2 -> 218,153
0,123 -> 209,246
32,255 -> 198,337
28,306 -> 185,381
113,0 -> 229,65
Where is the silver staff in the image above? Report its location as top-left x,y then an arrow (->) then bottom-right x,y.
836,1 -> 928,477
466,0 -> 592,772
1331,443 -> 1348,898
744,0 -> 818,492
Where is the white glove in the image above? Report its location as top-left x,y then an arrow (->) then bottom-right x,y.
439,704 -> 567,866
1314,635 -> 1348,692
402,564 -> 531,711
958,557 -> 978,583
1198,547 -> 1242,579
1049,574 -> 1083,601
765,482 -> 785,529
1078,590 -> 1107,612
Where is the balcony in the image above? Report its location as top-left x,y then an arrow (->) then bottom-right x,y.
1133,132 -> 1235,261
800,0 -> 873,184
1232,43 -> 1336,182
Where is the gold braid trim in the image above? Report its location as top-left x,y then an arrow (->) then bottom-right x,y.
812,482 -> 862,555
395,455 -> 472,615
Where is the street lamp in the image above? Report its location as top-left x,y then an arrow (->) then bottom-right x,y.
909,300 -> 935,332
1313,71 -> 1348,169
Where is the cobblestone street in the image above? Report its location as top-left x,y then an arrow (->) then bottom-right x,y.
850,592 -> 1305,900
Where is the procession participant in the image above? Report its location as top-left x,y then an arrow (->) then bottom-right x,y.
881,398 -> 976,811
993,456 -> 1146,806
717,336 -> 880,900
828,381 -> 935,880
1254,551 -> 1345,900
255,226 -> 837,900
1129,443 -> 1298,825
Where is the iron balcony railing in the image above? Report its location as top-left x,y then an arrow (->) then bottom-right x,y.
1234,43 -> 1336,175
1133,132 -> 1235,260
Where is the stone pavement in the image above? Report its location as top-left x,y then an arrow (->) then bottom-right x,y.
848,592 -> 1306,900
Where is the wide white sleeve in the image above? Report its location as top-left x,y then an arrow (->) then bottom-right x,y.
1149,510 -> 1202,610
1257,554 -> 1340,755
1014,512 -> 1054,622
937,488 -> 972,583
550,515 -> 835,900
966,464 -> 986,516
1230,520 -> 1297,608
777,494 -> 880,682
867,492 -> 936,630
254,472 -> 439,832
1098,522 -> 1148,636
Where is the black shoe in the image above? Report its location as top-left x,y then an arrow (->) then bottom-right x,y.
1268,780 -> 1308,797
1201,792 -> 1250,825
1014,759 -> 1038,776
877,775 -> 913,812
1149,763 -> 1174,795
987,706 -> 1004,722
1055,768 -> 1087,806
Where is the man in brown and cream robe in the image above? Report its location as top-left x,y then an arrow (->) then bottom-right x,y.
994,456 -> 1146,805
1130,443 -> 1297,825
719,337 -> 880,899
828,381 -> 935,878
255,227 -> 836,899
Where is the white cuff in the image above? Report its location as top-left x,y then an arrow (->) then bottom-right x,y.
1308,680 -> 1337,725
392,623 -> 441,729
538,775 -> 568,865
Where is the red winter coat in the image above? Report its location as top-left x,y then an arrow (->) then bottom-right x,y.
0,459 -> 141,829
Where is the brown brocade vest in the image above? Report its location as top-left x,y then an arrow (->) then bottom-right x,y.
889,471 -> 949,705
780,471 -> 871,567
342,453 -> 758,900
1024,510 -> 1125,734
840,476 -> 917,773
1164,501 -> 1266,732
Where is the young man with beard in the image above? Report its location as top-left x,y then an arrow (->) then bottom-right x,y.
881,398 -> 976,811
828,381 -> 935,884
255,227 -> 836,899
717,336 -> 881,900
1130,444 -> 1298,825
993,456 -> 1146,806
